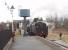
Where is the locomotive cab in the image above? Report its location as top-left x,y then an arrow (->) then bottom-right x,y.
27,21 -> 48,38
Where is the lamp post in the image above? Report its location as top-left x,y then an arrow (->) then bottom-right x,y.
10,5 -> 15,33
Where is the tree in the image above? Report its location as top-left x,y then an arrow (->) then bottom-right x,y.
39,17 -> 43,21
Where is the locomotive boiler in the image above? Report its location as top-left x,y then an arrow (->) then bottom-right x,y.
27,21 -> 48,38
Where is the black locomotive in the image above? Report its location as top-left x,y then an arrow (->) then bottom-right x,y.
27,21 -> 48,38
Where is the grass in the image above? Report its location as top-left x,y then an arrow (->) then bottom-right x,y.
47,32 -> 68,42
62,35 -> 68,42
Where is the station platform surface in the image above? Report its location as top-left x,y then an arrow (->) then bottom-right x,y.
10,36 -> 53,50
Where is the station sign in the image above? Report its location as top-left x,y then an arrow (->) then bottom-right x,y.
20,9 -> 30,17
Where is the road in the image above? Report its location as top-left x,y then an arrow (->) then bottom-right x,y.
10,36 -> 53,50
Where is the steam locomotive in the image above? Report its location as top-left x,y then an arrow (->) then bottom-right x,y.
27,21 -> 48,38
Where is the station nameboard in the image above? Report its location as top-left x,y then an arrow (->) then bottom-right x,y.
20,9 -> 30,17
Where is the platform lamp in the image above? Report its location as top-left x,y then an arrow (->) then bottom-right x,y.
10,5 -> 15,33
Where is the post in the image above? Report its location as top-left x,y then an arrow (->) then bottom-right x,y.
10,9 -> 14,33
10,5 -> 15,33
10,5 -> 15,42
12,12 -> 14,32
23,17 -> 27,36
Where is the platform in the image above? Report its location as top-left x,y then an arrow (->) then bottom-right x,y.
10,36 -> 53,50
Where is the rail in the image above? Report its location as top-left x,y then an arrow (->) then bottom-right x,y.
36,36 -> 68,50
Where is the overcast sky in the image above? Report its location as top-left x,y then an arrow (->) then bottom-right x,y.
0,0 -> 68,22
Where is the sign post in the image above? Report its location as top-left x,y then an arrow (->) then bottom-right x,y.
20,9 -> 30,35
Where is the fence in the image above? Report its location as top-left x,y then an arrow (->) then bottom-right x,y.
0,30 -> 12,50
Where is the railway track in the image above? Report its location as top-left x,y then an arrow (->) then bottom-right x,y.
36,36 -> 68,50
